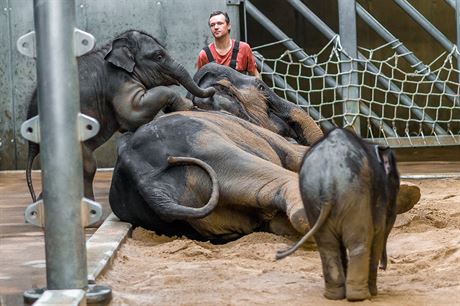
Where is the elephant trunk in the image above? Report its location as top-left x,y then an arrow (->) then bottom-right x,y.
268,90 -> 323,145
170,60 -> 215,98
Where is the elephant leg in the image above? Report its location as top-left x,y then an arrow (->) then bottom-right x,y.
208,146 -> 309,234
315,230 -> 346,300
369,229 -> 385,296
82,144 -> 97,200
342,226 -> 373,301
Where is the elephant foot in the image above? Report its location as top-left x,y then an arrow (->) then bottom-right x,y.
323,286 -> 345,300
346,286 -> 371,301
369,284 -> 378,296
267,213 -> 303,237
288,208 -> 310,235
396,181 -> 421,214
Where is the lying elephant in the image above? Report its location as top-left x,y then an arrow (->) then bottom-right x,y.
276,128 -> 400,301
25,29 -> 214,201
109,111 -> 417,242
110,111 -> 310,242
187,62 -> 323,145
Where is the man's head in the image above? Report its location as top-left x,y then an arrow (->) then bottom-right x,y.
208,11 -> 231,38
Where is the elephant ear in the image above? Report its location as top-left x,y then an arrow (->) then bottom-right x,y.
375,145 -> 393,175
104,37 -> 136,73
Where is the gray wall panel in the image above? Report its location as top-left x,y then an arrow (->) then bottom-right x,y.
9,0 -> 36,170
0,0 -> 239,169
0,0 -> 14,170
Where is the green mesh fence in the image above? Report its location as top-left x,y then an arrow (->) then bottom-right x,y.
255,37 -> 460,147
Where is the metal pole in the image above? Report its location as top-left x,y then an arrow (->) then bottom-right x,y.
285,0 -> 446,135
338,0 -> 361,133
393,0 -> 456,54
33,0 -> 87,290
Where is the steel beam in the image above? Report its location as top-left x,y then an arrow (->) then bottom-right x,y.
338,0 -> 360,133
393,0 -> 456,55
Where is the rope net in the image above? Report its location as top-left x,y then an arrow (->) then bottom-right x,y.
255,37 -> 460,146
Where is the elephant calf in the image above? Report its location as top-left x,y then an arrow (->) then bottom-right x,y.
276,128 -> 400,301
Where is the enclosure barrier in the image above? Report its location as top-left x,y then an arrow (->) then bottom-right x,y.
246,0 -> 460,147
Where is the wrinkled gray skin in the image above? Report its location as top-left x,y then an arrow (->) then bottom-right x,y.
109,111 -> 310,243
276,128 -> 400,301
26,29 -> 215,201
187,62 -> 323,146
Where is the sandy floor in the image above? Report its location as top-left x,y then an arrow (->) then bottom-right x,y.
98,178 -> 460,306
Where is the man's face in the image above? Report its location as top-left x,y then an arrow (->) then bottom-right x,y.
209,14 -> 230,39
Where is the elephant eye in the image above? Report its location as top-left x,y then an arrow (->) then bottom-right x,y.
257,84 -> 265,91
150,51 -> 164,61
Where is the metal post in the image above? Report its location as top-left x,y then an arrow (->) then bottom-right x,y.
338,0 -> 360,134
33,0 -> 87,290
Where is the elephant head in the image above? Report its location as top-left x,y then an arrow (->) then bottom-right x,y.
102,30 -> 215,98
187,62 -> 322,145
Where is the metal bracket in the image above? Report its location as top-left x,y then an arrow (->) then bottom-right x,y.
24,199 -> 45,228
24,197 -> 103,228
78,113 -> 100,141
20,113 -> 100,144
226,0 -> 242,5
17,28 -> 95,58
74,29 -> 96,56
81,197 -> 103,227
16,31 -> 36,58
20,115 -> 41,143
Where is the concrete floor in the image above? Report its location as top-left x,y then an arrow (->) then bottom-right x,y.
0,171 -> 113,306
1,162 -> 460,305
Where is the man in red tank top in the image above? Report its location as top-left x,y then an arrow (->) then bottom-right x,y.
196,11 -> 260,78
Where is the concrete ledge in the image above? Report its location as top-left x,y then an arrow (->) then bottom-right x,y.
86,213 -> 132,283
34,289 -> 86,306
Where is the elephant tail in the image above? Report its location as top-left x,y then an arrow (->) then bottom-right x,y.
26,141 -> 40,202
128,154 -> 220,221
275,201 -> 333,260
163,156 -> 220,219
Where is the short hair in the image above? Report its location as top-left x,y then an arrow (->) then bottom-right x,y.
208,10 -> 230,25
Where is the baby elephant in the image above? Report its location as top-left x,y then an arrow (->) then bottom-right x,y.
276,128 -> 400,301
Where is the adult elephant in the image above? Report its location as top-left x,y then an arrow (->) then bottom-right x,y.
109,111 -> 417,242
25,29 -> 215,201
187,62 -> 323,146
110,111 -> 310,242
